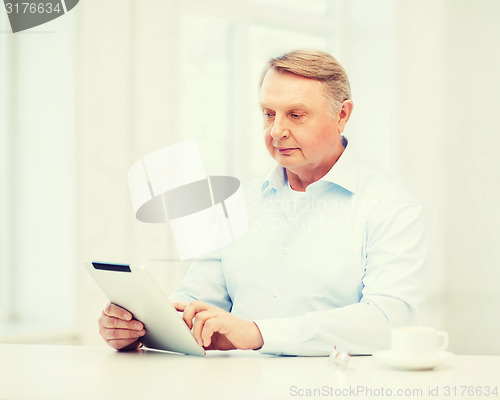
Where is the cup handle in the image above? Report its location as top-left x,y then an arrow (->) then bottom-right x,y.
436,331 -> 449,351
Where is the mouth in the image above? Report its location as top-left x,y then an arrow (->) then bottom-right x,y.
276,147 -> 298,154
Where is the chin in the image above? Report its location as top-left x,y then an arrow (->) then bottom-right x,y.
274,155 -> 297,168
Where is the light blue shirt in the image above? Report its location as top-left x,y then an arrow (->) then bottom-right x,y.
171,138 -> 427,355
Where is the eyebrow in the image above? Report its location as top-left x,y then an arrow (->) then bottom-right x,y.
259,102 -> 310,110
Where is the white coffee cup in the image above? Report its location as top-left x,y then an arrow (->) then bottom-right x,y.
391,326 -> 448,357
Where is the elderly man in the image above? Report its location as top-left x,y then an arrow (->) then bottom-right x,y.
98,49 -> 427,356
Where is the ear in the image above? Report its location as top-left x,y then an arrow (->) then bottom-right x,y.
337,100 -> 354,133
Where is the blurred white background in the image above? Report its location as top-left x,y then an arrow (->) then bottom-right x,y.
1,0 -> 499,354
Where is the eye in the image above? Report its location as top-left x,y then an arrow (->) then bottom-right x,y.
263,109 -> 275,120
290,112 -> 305,120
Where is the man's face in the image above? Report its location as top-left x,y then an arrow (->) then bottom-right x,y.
259,69 -> 349,178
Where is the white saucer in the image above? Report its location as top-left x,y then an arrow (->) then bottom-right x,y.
373,350 -> 453,370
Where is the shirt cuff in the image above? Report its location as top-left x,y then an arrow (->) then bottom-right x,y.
253,317 -> 303,356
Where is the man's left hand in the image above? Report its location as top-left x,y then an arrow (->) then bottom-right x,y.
173,300 -> 264,351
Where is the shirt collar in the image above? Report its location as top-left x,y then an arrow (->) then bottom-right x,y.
261,136 -> 359,194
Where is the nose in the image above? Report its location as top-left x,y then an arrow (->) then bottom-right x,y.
270,115 -> 290,140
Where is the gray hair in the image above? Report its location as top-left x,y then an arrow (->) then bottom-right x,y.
260,49 -> 352,116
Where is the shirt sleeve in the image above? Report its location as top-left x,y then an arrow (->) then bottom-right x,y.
254,199 -> 428,356
168,254 -> 233,312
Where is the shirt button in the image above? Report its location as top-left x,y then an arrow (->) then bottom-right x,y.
272,291 -> 278,297
282,247 -> 290,255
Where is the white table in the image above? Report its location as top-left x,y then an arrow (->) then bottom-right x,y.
0,344 -> 498,400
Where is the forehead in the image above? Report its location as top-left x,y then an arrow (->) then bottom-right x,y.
259,69 -> 328,108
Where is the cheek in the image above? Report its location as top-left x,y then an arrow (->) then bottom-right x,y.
296,126 -> 332,155
313,123 -> 338,146
264,129 -> 277,158
263,127 -> 272,145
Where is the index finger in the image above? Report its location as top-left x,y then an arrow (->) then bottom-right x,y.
172,302 -> 188,311
182,300 -> 209,329
104,303 -> 133,321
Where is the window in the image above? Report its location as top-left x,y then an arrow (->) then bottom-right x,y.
179,14 -> 230,175
0,10 -> 78,339
0,3 -> 13,324
176,0 -> 341,180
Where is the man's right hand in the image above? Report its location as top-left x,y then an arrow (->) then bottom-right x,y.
98,303 -> 146,350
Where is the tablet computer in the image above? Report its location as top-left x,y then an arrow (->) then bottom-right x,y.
84,261 -> 205,357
